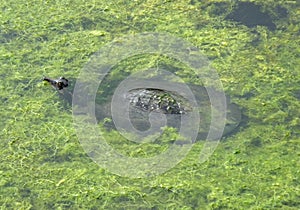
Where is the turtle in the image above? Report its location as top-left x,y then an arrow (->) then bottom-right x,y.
44,76 -> 242,140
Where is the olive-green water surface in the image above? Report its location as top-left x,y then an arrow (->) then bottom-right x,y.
1,0 -> 300,209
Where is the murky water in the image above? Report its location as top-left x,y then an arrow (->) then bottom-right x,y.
1,0 -> 299,209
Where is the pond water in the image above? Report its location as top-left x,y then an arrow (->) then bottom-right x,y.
1,0 -> 299,209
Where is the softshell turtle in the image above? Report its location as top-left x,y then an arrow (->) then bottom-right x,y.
44,77 -> 241,140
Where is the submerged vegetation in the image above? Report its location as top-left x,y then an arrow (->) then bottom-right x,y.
1,0 -> 300,209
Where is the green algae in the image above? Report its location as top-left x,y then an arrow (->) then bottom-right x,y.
1,0 -> 300,209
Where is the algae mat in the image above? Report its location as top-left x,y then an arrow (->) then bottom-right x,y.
1,0 -> 300,209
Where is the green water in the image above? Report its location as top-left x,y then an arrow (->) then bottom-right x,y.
1,0 -> 300,209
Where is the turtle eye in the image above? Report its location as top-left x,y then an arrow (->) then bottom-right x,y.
57,82 -> 63,90
56,77 -> 69,89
